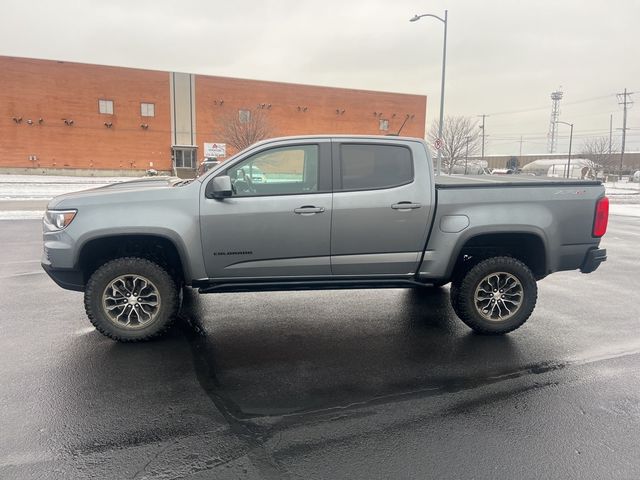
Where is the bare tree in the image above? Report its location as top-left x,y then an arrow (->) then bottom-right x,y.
428,116 -> 481,174
220,108 -> 272,151
581,136 -> 618,174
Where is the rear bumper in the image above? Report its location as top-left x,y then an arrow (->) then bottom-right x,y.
580,248 -> 607,274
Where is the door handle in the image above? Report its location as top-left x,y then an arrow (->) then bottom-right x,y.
391,202 -> 422,210
294,205 -> 325,215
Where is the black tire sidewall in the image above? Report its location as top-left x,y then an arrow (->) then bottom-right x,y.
84,257 -> 178,341
456,257 -> 537,334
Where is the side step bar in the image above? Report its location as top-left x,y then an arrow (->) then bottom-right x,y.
197,278 -> 434,294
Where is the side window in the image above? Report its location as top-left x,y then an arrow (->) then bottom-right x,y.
227,145 -> 319,197
339,144 -> 413,191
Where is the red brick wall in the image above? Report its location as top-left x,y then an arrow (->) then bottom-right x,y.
0,55 -> 427,172
195,75 -> 426,158
0,56 -> 172,171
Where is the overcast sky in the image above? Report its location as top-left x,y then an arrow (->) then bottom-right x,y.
1,0 -> 639,156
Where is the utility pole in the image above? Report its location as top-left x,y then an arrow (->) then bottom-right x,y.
519,135 -> 523,157
464,136 -> 470,174
478,114 -> 488,161
608,114 -> 613,156
617,88 -> 634,175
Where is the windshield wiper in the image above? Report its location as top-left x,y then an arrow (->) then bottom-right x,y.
173,179 -> 193,187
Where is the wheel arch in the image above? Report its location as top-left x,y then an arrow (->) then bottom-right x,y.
447,230 -> 548,281
76,233 -> 190,287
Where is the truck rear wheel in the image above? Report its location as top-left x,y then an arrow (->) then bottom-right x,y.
452,256 -> 537,334
84,257 -> 178,342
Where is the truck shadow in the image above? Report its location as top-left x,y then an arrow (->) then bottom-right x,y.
177,286 -> 527,419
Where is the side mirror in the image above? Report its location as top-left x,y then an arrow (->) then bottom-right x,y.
205,176 -> 233,199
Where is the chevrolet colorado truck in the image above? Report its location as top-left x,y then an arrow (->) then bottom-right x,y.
41,135 -> 609,341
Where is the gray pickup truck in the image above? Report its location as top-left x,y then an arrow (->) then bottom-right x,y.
41,135 -> 609,341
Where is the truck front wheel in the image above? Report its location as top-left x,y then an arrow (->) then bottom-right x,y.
451,256 -> 537,334
84,257 -> 178,342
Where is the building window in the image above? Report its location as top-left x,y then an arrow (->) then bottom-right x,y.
239,109 -> 251,124
173,148 -> 196,169
338,144 -> 413,191
379,119 -> 389,131
98,99 -> 114,115
140,103 -> 155,117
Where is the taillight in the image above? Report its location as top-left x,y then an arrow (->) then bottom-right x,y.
593,196 -> 609,237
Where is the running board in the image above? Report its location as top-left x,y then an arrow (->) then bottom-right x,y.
197,278 -> 431,294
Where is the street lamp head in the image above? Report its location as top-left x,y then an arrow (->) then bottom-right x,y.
409,14 -> 420,22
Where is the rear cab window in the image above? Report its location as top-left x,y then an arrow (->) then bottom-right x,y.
337,144 -> 414,191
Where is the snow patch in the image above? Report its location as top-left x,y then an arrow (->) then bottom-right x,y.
0,174 -> 144,200
0,211 -> 44,220
609,204 -> 640,217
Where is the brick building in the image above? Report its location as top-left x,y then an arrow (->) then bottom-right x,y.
0,56 -> 427,175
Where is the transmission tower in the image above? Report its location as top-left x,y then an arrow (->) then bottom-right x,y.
547,88 -> 564,153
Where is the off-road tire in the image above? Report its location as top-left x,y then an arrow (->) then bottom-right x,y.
84,257 -> 178,342
453,256 -> 537,335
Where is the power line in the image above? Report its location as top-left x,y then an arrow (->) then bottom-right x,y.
487,94 -> 614,117
489,128 -> 617,140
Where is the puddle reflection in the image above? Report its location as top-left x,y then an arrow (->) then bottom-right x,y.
178,287 -> 527,417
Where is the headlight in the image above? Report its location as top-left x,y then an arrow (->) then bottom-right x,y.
44,209 -> 77,230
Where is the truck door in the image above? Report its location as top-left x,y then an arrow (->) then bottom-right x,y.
330,140 -> 433,276
199,140 -> 333,279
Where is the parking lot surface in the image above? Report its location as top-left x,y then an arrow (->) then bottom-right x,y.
1,216 -> 639,479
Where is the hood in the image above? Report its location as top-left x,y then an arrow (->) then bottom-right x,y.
94,176 -> 182,190
47,176 -> 186,209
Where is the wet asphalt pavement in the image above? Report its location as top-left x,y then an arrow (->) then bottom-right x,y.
1,217 -> 639,479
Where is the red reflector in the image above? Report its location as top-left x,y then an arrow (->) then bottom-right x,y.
593,196 -> 609,237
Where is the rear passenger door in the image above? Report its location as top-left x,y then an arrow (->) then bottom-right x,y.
330,139 -> 432,276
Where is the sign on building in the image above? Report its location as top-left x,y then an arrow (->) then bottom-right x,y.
204,143 -> 226,158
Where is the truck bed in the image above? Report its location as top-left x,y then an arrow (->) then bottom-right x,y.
435,175 -> 602,188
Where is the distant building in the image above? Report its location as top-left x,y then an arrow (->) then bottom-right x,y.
469,152 -> 640,173
0,56 -> 426,175
520,158 -> 598,179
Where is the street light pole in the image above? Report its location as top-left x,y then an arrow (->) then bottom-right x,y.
410,10 -> 448,176
556,120 -> 574,178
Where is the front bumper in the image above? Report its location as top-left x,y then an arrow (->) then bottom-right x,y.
41,262 -> 85,292
580,248 -> 607,274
